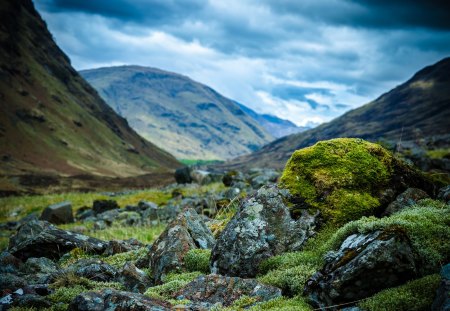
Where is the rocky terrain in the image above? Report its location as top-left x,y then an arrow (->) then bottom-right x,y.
0,138 -> 448,310
0,0 -> 180,195
80,66 -> 274,160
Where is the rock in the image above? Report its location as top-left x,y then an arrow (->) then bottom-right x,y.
175,166 -> 192,184
21,257 -> 58,275
248,168 -> 279,189
0,251 -> 23,274
383,188 -> 429,216
211,185 -> 318,278
116,211 -> 141,226
8,220 -> 107,260
222,170 -> 246,187
142,203 -> 180,224
432,263 -> 450,311
0,273 -> 26,293
304,229 -> 419,309
68,289 -> 171,311
117,262 -> 151,293
437,185 -> 450,203
92,200 -> 119,215
174,274 -> 282,308
76,208 -> 94,220
97,209 -> 120,225
150,208 -> 215,283
12,294 -> 51,309
191,170 -> 213,185
223,187 -> 241,200
70,259 -> 117,282
138,201 -> 159,211
280,138 -> 437,225
93,220 -> 108,230
40,201 -> 74,224
103,239 -> 144,256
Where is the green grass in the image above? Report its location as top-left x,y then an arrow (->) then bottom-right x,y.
426,148 -> 450,159
179,159 -> 224,166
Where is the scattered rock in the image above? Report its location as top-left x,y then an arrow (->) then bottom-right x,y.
103,239 -> 144,256
0,251 -> 23,274
0,273 -> 26,293
174,274 -> 281,308
39,201 -> 74,225
11,293 -> 51,309
437,185 -> 450,203
96,209 -> 120,225
117,262 -> 151,293
70,259 -> 118,282
304,229 -> 419,309
248,168 -> 279,189
68,289 -> 172,310
21,257 -> 58,275
175,166 -> 192,184
222,170 -> 246,187
211,185 -> 318,278
432,263 -> 450,311
8,220 -> 107,260
383,188 -> 429,216
116,211 -> 141,226
150,208 -> 215,283
92,200 -> 119,215
191,170 -> 214,185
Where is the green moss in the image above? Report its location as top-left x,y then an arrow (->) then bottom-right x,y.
145,271 -> 202,300
247,296 -> 313,311
280,138 -> 396,224
426,148 -> 450,159
358,274 -> 441,311
102,247 -> 149,269
323,199 -> 450,274
184,249 -> 211,274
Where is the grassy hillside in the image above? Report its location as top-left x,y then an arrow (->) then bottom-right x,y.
81,66 -> 274,160
0,0 -> 180,180
225,57 -> 450,170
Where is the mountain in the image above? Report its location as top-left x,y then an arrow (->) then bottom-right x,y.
0,0 -> 180,179
236,103 -> 309,138
225,57 -> 450,170
80,66 -> 273,160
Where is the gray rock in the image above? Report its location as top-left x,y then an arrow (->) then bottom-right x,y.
438,185 -> 450,203
304,230 -> 419,309
248,169 -> 279,189
8,220 -> 107,260
211,185 -> 318,277
116,211 -> 141,226
21,257 -> 58,274
432,263 -> 450,311
92,200 -> 119,215
222,170 -> 246,187
12,294 -> 51,309
117,262 -> 151,293
70,259 -> 118,282
191,170 -> 213,185
0,273 -> 26,292
68,289 -> 172,310
40,201 -> 74,224
0,251 -> 23,274
383,188 -> 429,216
103,239 -> 144,256
175,166 -> 192,184
174,274 -> 281,308
149,208 -> 215,283
97,209 -> 120,225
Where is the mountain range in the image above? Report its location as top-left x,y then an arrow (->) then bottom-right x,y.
0,0 -> 179,180
224,57 -> 450,170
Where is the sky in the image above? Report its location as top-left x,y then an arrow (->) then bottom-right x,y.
33,0 -> 450,127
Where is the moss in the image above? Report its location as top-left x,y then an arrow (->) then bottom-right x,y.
247,296 -> 313,311
426,148 -> 450,159
145,271 -> 202,300
102,247 -> 149,269
184,249 -> 211,274
280,138 -> 396,224
322,199 -> 450,274
358,274 -> 441,311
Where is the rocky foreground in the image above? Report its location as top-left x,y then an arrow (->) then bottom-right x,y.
0,138 -> 449,311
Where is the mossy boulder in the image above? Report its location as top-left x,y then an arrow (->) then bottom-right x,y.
280,138 -> 435,224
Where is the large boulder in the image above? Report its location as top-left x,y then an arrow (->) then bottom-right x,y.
304,229 -> 419,309
383,187 -> 429,216
68,289 -> 171,311
174,274 -> 282,308
432,263 -> 450,311
174,166 -> 192,184
210,185 -> 318,278
149,208 -> 215,283
40,201 -> 74,224
8,220 -> 107,260
280,138 -> 436,225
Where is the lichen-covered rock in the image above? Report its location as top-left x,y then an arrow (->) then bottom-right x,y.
174,274 -> 281,308
304,229 -> 419,309
40,201 -> 74,224
383,187 -> 429,216
432,263 -> 450,311
210,185 -> 318,278
8,220 -> 107,260
0,251 -> 23,274
280,138 -> 436,224
437,185 -> 450,203
222,170 -> 246,187
69,258 -> 118,282
248,168 -> 279,189
22,257 -> 58,275
103,239 -> 145,256
149,208 -> 215,283
0,273 -> 26,293
117,262 -> 151,293
68,289 -> 171,310
92,199 -> 119,215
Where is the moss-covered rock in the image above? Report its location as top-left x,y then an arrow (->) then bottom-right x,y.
280,138 -> 434,224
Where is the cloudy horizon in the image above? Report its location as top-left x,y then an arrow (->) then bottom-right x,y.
33,0 -> 450,127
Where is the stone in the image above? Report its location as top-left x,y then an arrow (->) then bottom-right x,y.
40,201 -> 74,224
191,170 -> 212,185
383,188 -> 429,216
174,274 -> 281,308
69,259 -> 118,282
8,220 -> 107,260
92,200 -> 119,215
248,169 -> 279,189
97,209 -> 120,225
68,289 -> 172,310
304,230 -> 419,309
117,262 -> 151,293
432,263 -> 450,311
437,185 -> 450,203
222,170 -> 246,187
116,211 -> 142,226
12,294 -> 51,309
211,185 -> 318,278
0,251 -> 23,274
175,166 -> 192,184
149,208 -> 215,283
103,239 -> 144,256
21,257 -> 58,274
0,273 -> 26,293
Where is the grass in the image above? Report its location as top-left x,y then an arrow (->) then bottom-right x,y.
179,159 -> 224,166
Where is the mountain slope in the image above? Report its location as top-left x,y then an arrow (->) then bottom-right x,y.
236,102 -> 309,138
81,66 -> 273,160
0,0 -> 179,178
226,57 -> 450,170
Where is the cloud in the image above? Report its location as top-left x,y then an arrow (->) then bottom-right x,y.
32,0 -> 450,127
